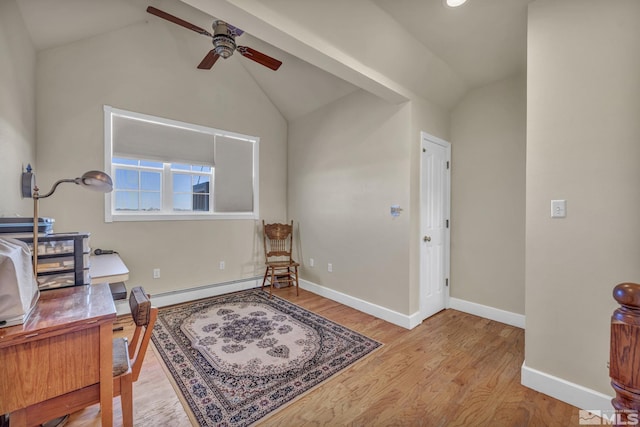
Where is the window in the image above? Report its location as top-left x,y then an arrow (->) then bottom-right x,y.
104,106 -> 259,222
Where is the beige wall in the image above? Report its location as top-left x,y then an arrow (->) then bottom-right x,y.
526,0 -> 640,394
0,0 -> 36,217
33,15 -> 287,294
450,74 -> 526,315
409,97 -> 450,311
288,89 -> 448,315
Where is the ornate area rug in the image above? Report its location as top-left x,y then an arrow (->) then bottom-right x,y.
151,288 -> 382,426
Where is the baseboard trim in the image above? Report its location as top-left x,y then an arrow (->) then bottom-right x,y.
521,362 -> 613,411
448,297 -> 525,329
116,280 -> 523,332
299,279 -> 417,329
114,278 -> 613,413
114,278 -> 260,315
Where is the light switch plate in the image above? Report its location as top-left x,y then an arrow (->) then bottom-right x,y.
551,200 -> 567,218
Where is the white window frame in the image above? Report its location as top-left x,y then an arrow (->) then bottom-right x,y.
104,105 -> 259,222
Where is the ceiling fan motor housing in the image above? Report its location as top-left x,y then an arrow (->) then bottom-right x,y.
212,21 -> 235,58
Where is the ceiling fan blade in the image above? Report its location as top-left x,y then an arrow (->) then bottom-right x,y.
197,50 -> 220,70
237,46 -> 282,71
146,6 -> 213,38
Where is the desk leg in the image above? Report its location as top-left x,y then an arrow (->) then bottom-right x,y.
99,322 -> 114,427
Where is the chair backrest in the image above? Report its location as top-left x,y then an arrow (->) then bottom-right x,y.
127,286 -> 158,381
262,220 -> 294,262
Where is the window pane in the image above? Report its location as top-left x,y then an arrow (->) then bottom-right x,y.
173,174 -> 191,193
115,191 -> 139,211
193,165 -> 211,173
173,193 -> 191,211
171,163 -> 190,171
193,194 -> 209,211
141,171 -> 161,191
115,168 -> 139,190
192,175 -> 210,189
140,192 -> 161,211
140,160 -> 163,168
113,157 -> 138,166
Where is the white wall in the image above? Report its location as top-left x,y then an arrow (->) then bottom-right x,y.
0,0 -> 36,217
526,0 -> 640,397
33,14 -> 287,294
450,74 -> 526,315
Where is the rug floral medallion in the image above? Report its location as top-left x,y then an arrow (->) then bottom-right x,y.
151,288 -> 382,426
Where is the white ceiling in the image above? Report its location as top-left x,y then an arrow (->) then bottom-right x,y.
15,0 -> 532,118
372,0 -> 532,88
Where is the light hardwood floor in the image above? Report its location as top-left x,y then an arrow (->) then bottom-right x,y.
66,286 -> 582,426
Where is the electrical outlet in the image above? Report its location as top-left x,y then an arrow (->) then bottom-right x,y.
309,258 -> 315,267
153,268 -> 160,279
219,261 -> 225,270
328,263 -> 333,273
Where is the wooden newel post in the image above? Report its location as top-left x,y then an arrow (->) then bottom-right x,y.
611,282 -> 640,422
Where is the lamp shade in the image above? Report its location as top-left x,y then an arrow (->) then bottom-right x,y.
78,170 -> 113,193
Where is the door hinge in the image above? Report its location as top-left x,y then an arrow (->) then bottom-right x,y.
445,278 -> 449,287
446,219 -> 449,228
446,161 -> 450,169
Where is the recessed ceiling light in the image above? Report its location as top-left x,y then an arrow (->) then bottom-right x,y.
445,0 -> 468,7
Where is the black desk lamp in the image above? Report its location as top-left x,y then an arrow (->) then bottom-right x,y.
22,166 -> 113,275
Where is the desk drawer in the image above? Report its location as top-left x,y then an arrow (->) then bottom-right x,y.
37,254 -> 90,274
37,269 -> 90,290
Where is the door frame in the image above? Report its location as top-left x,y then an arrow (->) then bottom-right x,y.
419,131 -> 451,320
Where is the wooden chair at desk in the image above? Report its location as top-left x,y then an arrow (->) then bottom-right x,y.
25,286 -> 157,427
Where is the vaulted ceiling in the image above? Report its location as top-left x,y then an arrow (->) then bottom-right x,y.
15,0 -> 532,120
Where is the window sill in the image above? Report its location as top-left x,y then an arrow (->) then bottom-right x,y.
105,212 -> 257,222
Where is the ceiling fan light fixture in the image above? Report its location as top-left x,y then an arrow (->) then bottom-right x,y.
212,21 -> 236,58
445,0 -> 468,7
212,35 -> 235,58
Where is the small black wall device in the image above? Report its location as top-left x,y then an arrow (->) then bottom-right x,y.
94,248 -> 115,255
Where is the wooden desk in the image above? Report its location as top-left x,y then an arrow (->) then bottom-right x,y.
0,283 -> 116,427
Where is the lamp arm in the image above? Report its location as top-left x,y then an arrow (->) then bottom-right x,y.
35,178 -> 77,199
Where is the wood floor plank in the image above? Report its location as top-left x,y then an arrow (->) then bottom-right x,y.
62,286 -> 580,426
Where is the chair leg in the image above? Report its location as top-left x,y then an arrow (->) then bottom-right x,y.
270,268 -> 276,299
261,268 -> 269,292
120,375 -> 133,427
294,266 -> 299,296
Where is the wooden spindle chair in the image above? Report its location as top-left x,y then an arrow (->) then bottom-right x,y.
261,220 -> 299,298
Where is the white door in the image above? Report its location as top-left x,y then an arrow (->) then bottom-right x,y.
420,132 -> 450,320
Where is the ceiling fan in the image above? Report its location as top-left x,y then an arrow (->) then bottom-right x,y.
146,6 -> 282,71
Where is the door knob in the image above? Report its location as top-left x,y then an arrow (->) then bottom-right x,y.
423,236 -> 431,242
